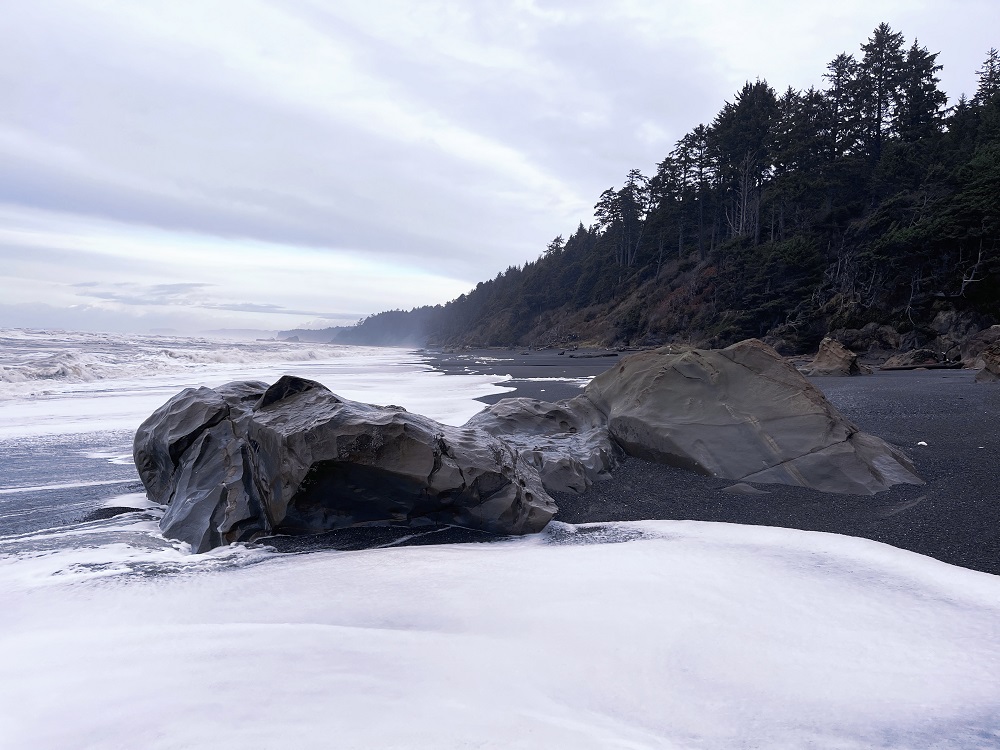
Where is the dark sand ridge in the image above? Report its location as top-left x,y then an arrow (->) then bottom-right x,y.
425,349 -> 1000,577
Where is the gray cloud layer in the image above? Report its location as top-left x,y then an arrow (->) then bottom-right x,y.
1,0 -> 997,332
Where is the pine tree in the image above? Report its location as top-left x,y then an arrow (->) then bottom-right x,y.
894,40 -> 947,142
710,80 -> 779,241
856,23 -> 906,160
823,53 -> 860,158
974,48 -> 1000,105
594,170 -> 651,267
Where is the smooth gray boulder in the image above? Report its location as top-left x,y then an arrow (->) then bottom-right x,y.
583,339 -> 923,494
135,375 -> 555,552
465,395 -> 617,493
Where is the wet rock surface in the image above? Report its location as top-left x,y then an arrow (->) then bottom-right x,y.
465,395 -> 617,493
136,340 -> 925,552
135,376 -> 556,552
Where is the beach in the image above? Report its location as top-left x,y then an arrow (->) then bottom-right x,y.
426,348 -> 1000,576
3,336 -> 1000,749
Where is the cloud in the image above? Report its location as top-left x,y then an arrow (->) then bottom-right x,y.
0,203 -> 471,332
73,282 -> 215,307
1,0 -> 997,333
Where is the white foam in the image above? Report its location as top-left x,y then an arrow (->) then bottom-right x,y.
514,376 -> 592,387
0,479 -> 134,496
0,329 -> 345,389
0,521 -> 998,748
3,331 -> 997,747
0,332 -> 512,438
78,450 -> 134,465
100,492 -> 158,510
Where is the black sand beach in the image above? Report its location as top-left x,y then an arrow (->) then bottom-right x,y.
427,349 -> 1000,576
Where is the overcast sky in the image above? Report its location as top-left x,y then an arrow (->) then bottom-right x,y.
1,0 -> 997,334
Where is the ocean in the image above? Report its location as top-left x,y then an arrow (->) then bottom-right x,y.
1,328 -> 999,749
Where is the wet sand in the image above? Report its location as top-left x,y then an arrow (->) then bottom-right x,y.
426,349 -> 1000,576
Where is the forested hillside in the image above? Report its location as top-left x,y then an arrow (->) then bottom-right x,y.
338,25 -> 1000,354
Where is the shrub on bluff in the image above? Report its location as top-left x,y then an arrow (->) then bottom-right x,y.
135,340 -> 923,552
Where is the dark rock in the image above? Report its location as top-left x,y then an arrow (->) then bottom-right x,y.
583,339 -> 923,494
466,395 -> 617,493
135,377 -> 555,552
975,342 -> 1000,383
898,330 -> 933,352
136,342 -> 926,552
882,349 -> 940,369
81,506 -> 148,522
964,326 -> 1000,368
927,310 -> 982,357
133,380 -> 268,505
929,309 -> 966,336
258,374 -> 324,408
760,335 -> 795,355
258,524 -> 503,552
830,323 -> 900,354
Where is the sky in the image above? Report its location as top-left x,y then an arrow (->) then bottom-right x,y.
1,0 -> 997,335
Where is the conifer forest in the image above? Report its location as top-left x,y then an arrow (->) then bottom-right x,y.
339,25 -> 1000,352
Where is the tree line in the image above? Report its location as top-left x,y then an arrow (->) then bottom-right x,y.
339,25 -> 1000,351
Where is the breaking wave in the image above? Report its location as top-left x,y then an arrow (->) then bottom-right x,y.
0,329 -> 355,389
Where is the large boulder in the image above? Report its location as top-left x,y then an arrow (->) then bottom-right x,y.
964,326 -> 1000,369
135,341 -> 926,552
829,323 -> 900,355
806,337 -> 868,377
975,341 -> 1000,383
882,349 -> 940,369
465,395 -> 617,493
928,309 -> 983,360
583,339 -> 923,494
135,376 -> 556,553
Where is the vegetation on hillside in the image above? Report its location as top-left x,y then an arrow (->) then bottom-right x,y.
338,26 -> 1000,352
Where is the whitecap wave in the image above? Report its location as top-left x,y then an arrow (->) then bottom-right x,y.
0,328 -> 353,390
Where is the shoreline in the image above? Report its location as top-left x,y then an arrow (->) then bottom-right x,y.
423,348 -> 1000,576
423,347 -> 623,404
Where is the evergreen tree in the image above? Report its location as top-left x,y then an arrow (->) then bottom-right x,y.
594,169 -> 651,267
340,23 -> 1000,351
774,86 -> 831,173
710,80 -> 779,241
894,40 -> 947,142
974,48 -> 1000,104
823,52 -> 860,158
856,23 -> 906,160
